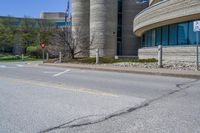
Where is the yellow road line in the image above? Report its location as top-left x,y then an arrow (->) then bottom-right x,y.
0,76 -> 118,97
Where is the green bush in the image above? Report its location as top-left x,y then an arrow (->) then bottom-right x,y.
27,46 -> 42,58
67,57 -> 157,64
0,54 -> 42,62
0,55 -> 21,61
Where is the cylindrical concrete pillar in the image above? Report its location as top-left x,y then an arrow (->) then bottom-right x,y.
72,0 -> 90,57
90,0 -> 118,57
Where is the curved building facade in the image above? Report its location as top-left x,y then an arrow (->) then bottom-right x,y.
134,0 -> 200,62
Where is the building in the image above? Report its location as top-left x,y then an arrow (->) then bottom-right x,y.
40,12 -> 71,27
72,0 -> 147,57
134,0 -> 200,62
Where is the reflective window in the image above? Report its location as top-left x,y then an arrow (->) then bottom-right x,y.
152,29 -> 156,46
188,21 -> 200,44
155,27 -> 161,46
141,20 -> 200,48
147,30 -> 152,47
162,26 -> 169,46
188,22 -> 196,44
178,22 -> 188,45
141,34 -> 145,47
169,24 -> 177,45
145,32 -> 148,47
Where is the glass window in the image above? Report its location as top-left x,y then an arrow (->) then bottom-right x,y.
162,26 -> 169,46
188,21 -> 200,45
152,29 -> 156,46
140,20 -> 200,48
141,34 -> 145,47
156,27 -> 161,46
147,30 -> 152,47
145,32 -> 148,47
188,21 -> 196,44
178,22 -> 188,45
169,24 -> 178,45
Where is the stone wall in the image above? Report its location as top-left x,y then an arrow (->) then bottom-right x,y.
138,46 -> 198,63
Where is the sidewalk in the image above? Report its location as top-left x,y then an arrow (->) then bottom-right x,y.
40,63 -> 200,79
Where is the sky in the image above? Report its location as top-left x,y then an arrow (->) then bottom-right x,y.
0,0 -> 71,18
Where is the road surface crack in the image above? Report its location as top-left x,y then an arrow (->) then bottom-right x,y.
39,79 -> 199,133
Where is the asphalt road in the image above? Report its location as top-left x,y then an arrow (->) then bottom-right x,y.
0,62 -> 200,133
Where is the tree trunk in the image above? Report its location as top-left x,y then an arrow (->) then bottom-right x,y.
24,47 -> 27,54
71,50 -> 75,59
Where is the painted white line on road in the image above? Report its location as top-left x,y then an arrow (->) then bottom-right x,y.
0,65 -> 16,69
53,69 -> 71,77
0,65 -> 7,68
16,64 -> 24,67
44,71 -> 58,74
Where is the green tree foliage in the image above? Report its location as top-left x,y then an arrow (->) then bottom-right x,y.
18,17 -> 38,53
0,17 -> 18,52
0,16 -> 54,54
37,19 -> 54,46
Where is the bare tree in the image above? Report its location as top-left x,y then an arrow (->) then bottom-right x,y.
48,27 -> 96,60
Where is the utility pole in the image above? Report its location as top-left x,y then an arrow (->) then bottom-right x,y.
65,0 -> 71,58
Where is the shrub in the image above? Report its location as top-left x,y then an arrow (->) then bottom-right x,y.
65,57 -> 157,64
27,46 -> 42,58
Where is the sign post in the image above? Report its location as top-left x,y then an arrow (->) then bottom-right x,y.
193,21 -> 200,71
40,42 -> 46,64
196,32 -> 199,71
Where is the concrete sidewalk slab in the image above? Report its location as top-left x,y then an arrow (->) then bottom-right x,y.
40,63 -> 200,79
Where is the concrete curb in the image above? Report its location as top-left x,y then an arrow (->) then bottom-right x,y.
40,63 -> 200,79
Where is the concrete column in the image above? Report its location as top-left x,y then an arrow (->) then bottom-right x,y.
72,0 -> 90,57
90,0 -> 118,57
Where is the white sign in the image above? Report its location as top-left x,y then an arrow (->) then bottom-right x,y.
194,21 -> 200,32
